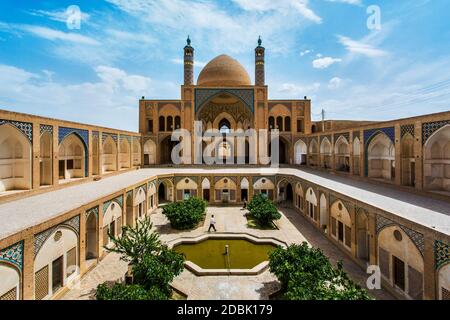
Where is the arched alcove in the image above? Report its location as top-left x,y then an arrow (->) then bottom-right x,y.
59,133 -> 86,181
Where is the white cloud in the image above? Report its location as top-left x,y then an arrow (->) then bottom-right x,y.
0,64 -> 176,131
328,77 -> 343,89
28,8 -> 91,24
338,35 -> 388,58
325,0 -> 362,5
300,50 -> 311,56
312,57 -> 342,69
279,82 -> 321,96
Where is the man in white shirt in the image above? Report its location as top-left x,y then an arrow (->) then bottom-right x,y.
208,214 -> 217,232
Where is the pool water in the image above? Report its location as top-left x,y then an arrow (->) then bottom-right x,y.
173,239 -> 278,269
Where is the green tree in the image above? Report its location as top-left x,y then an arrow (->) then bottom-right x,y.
269,242 -> 372,300
247,194 -> 281,227
162,197 -> 206,230
97,216 -> 185,300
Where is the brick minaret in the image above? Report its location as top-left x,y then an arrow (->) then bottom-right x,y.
184,36 -> 194,85
255,36 -> 265,86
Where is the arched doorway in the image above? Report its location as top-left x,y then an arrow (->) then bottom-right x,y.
85,212 -> 98,260
143,139 -> 156,165
102,136 -> 117,173
330,200 -> 352,250
320,137 -> 332,169
59,133 -> 86,181
308,139 -> 319,167
201,178 -> 210,201
335,136 -> 350,172
286,183 -> 293,205
319,193 -> 328,232
0,124 -> 32,192
119,139 -> 131,170
160,136 -> 178,164
0,263 -> 20,300
132,139 -> 141,166
269,138 -> 289,165
367,133 -> 395,181
423,125 -> 450,194
401,133 -> 415,186
158,183 -> 166,203
294,140 -> 307,165
305,188 -> 317,220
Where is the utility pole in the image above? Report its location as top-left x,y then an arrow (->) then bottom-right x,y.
321,109 -> 325,132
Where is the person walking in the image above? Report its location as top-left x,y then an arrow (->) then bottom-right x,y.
208,214 -> 217,232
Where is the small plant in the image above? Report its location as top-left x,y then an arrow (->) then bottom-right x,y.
96,216 -> 184,300
162,197 -> 207,230
269,243 -> 372,300
247,194 -> 281,227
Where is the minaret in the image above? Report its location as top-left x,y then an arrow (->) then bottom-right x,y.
255,36 -> 265,86
184,36 -> 194,86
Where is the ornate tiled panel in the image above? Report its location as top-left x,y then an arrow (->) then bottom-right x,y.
34,215 -> 80,257
103,195 -> 123,214
435,240 -> 450,270
364,127 -> 395,145
58,127 -> 89,146
401,124 -> 415,138
0,119 -> 33,142
334,132 -> 350,142
102,132 -> 118,144
39,124 -> 53,136
422,121 -> 450,145
376,215 -> 424,256
195,88 -> 254,112
0,241 -> 23,272
86,206 -> 99,218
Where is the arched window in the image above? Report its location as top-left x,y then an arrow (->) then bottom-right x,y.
159,116 -> 165,132
284,117 -> 291,132
175,116 -> 181,130
276,116 -> 283,131
268,117 -> 275,130
167,116 -> 173,132
219,119 -> 231,134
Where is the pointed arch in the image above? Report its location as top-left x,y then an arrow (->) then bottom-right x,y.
319,193 -> 328,231
423,124 -> 450,193
119,139 -> 131,169
0,263 -> 20,300
0,124 -> 32,192
143,139 -> 156,165
102,136 -> 117,173
330,200 -> 352,250
335,136 -> 350,172
294,140 -> 307,165
132,138 -> 141,166
353,137 -> 361,175
320,137 -> 332,169
59,133 -> 86,181
401,133 -> 415,186
367,132 -> 395,181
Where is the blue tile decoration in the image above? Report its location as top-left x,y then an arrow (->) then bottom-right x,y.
0,119 -> 33,142
364,127 -> 395,176
435,240 -> 450,270
0,241 -> 24,272
401,124 -> 415,138
39,124 -> 53,136
58,127 -> 89,177
334,132 -> 350,142
376,215 -> 424,256
34,215 -> 80,257
102,132 -> 118,144
422,121 -> 450,145
195,88 -> 254,113
102,195 -> 123,215
86,206 -> 99,218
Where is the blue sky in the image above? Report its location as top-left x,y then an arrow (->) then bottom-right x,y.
0,0 -> 449,131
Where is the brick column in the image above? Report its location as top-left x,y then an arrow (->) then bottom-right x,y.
88,131 -> 93,177
79,210 -> 87,274
52,124 -> 59,186
22,234 -> 35,300
350,205 -> 357,259
349,132 -> 354,175
98,131 -> 103,175
422,235 -> 436,300
394,124 -> 402,185
32,122 -> 40,189
368,212 -> 377,266
98,202 -> 105,259
414,121 -> 423,190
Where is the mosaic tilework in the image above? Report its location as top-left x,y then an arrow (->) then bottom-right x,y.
103,195 -> 123,215
0,119 -> 33,142
135,184 -> 147,194
320,135 -> 332,143
276,175 -> 295,186
435,240 -> 450,270
329,195 -> 353,214
120,135 -> 132,143
102,132 -> 118,144
126,190 -> 133,200
334,132 -> 350,143
86,206 -> 99,218
401,124 -> 415,138
34,215 -> 80,257
195,88 -> 254,112
174,176 -> 199,184
39,124 -> 53,136
353,131 -> 360,140
364,127 -> 395,145
376,215 -> 424,256
0,241 -> 23,271
422,121 -> 450,145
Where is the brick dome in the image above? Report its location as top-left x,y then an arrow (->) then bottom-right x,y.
197,55 -> 251,87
